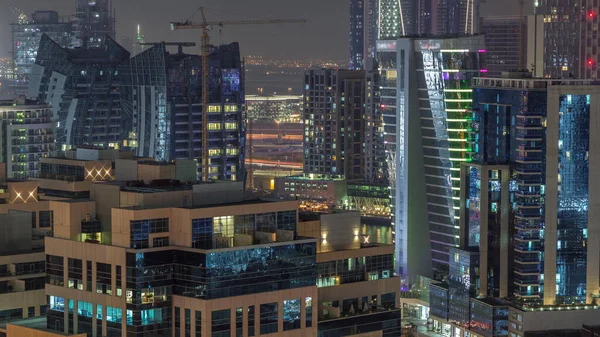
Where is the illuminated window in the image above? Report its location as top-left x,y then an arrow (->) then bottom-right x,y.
225,122 -> 238,130
226,148 -> 239,156
207,123 -> 221,130
208,149 -> 222,156
207,105 -> 221,113
224,105 -> 237,112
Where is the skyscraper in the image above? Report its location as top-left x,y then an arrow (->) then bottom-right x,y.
349,0 -> 365,70
10,11 -> 73,94
29,34 -> 130,152
303,69 -> 365,179
375,35 -> 486,275
120,42 -> 245,180
534,0 -> 600,79
480,16 -> 527,76
73,0 -> 115,48
472,75 -> 600,306
29,37 -> 245,181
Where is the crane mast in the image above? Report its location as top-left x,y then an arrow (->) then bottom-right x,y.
170,8 -> 306,182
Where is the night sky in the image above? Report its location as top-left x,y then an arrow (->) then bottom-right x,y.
0,0 -> 522,61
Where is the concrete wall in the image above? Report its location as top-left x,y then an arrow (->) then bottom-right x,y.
115,159 -> 138,182
5,322 -> 87,337
175,160 -> 197,182
509,307 -> 600,335
319,211 -> 361,253
50,200 -> 96,241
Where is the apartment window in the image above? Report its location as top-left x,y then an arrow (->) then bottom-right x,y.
276,210 -> 297,231
130,218 -> 169,248
225,122 -> 237,130
225,148 -> 239,156
208,149 -> 222,156
260,303 -> 278,335
67,258 -> 83,290
39,210 -> 53,228
247,306 -> 255,337
86,261 -> 92,292
236,307 -> 243,337
0,308 -> 22,322
116,265 -> 122,297
305,297 -> 312,327
224,105 -> 237,112
46,255 -> 64,286
175,307 -> 181,337
152,237 -> 169,247
185,309 -> 191,337
207,123 -> 221,130
96,263 -> 112,295
211,309 -> 230,337
283,299 -> 301,331
207,105 -> 221,113
49,296 -> 65,312
381,292 -> 396,309
77,301 -> 93,318
195,311 -> 202,337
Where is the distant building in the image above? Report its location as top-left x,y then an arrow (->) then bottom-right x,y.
533,2 -> 600,79
349,0 -> 366,70
480,16 -> 527,76
73,0 -> 115,48
303,69 -> 365,180
10,11 -> 73,93
29,35 -> 130,153
0,98 -> 54,179
119,42 -> 245,180
246,95 -> 302,123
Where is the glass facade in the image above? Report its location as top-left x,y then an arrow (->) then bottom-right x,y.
556,94 -> 590,304
317,310 -> 401,337
317,253 -> 393,287
466,166 -> 481,248
448,248 -> 479,326
377,36 -> 485,275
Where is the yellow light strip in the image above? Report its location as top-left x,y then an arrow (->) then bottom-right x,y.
446,119 -> 469,122
449,148 -> 468,152
447,128 -> 469,132
446,109 -> 470,112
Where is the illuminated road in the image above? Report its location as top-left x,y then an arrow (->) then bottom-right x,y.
248,134 -> 303,141
246,159 -> 303,169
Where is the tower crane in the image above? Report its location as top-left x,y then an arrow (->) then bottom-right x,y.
170,8 -> 306,182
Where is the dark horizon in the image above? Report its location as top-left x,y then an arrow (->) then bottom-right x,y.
0,0 -> 521,63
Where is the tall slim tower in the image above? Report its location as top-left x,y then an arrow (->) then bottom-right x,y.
349,0 -> 365,70
73,0 -> 115,48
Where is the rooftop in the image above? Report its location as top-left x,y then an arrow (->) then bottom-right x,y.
0,317 -> 80,336
106,180 -> 194,193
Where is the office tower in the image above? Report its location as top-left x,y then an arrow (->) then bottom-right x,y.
0,98 -> 55,179
10,11 -> 73,94
375,36 -> 486,276
297,210 -> 401,336
472,75 -> 600,306
534,0 -> 600,79
246,95 -> 302,123
480,16 -> 527,76
119,42 -> 245,180
73,0 -> 115,48
303,69 -> 365,180
427,73 -> 600,337
349,0 -> 366,70
29,34 -> 130,153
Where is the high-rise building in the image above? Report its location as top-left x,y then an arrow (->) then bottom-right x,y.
119,42 -> 246,180
30,37 -> 245,181
349,0 -> 366,70
427,72 -> 600,337
303,69 -> 365,180
29,34 -> 130,152
533,0 -> 600,79
480,16 -> 527,76
375,35 -> 486,276
73,0 -> 115,48
246,95 -> 302,123
10,11 -> 73,93
0,98 -> 55,179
